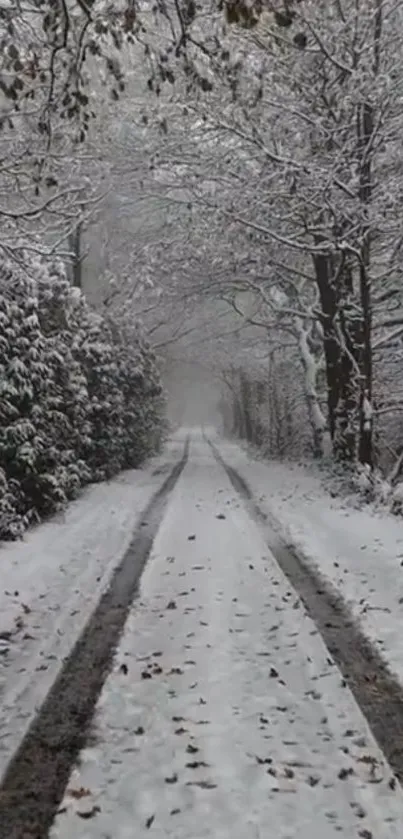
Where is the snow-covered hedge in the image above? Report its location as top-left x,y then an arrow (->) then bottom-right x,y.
0,257 -> 165,540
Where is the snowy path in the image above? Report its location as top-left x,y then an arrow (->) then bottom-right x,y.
215,439 -> 403,684
0,438 -> 184,781
51,435 -> 403,839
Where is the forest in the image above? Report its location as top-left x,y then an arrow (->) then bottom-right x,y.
1,0 -> 402,537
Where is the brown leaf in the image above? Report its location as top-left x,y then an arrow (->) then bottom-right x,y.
338,767 -> 354,780
186,780 -> 217,789
146,814 -> 155,829
77,805 -> 101,819
68,787 -> 91,800
186,760 -> 209,769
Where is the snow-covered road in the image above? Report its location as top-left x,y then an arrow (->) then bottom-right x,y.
51,434 -> 403,839
0,438 -> 185,781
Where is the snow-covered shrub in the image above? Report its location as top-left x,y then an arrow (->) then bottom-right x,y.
0,256 -> 165,540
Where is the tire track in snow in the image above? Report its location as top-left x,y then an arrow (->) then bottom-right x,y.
209,437 -> 403,786
0,439 -> 189,839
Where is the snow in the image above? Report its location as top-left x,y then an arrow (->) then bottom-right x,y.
216,438 -> 403,686
51,435 -> 403,838
0,437 -> 185,781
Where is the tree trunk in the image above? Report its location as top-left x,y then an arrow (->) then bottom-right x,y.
294,316 -> 326,458
69,220 -> 83,289
239,372 -> 253,443
312,250 -> 340,443
356,99 -> 374,467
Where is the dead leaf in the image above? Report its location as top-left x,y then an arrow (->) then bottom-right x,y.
77,806 -> 101,819
165,772 -> 178,784
186,760 -> 209,769
188,534 -> 196,541
145,814 -> 155,829
186,780 -> 217,789
68,787 -> 91,800
167,600 -> 177,610
338,767 -> 354,780
186,744 -> 199,754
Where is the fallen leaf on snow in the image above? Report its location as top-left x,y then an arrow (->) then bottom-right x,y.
338,767 -> 354,780
77,806 -> 101,819
186,780 -> 217,789
68,787 -> 91,799
186,761 -> 209,769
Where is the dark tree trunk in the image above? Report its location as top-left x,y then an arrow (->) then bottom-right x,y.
312,250 -> 340,442
69,221 -> 83,289
239,372 -> 253,443
356,100 -> 374,467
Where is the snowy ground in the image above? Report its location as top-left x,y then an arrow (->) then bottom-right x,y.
51,435 -> 403,839
217,439 -> 403,685
0,436 -> 185,780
